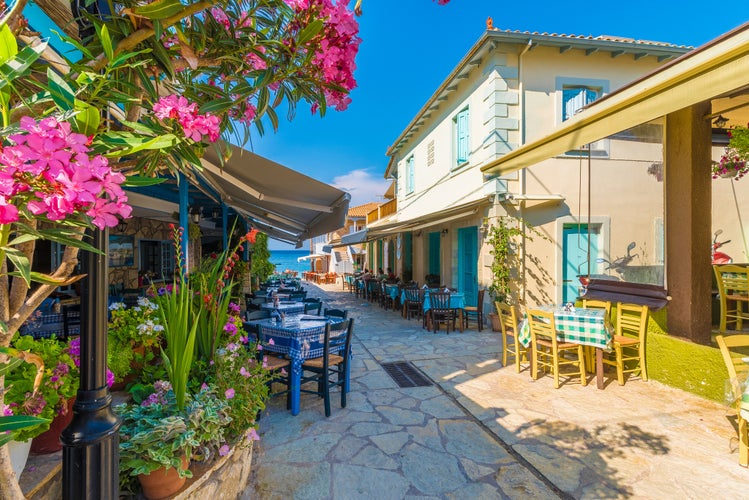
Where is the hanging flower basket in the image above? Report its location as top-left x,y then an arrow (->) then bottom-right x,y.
713,126 -> 749,180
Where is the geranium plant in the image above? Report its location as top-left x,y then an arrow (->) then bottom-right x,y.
712,126 -> 749,180
107,298 -> 164,383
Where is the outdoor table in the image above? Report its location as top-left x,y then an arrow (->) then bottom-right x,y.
249,315 -> 345,416
261,302 -> 305,315
385,284 -> 400,301
518,306 -> 612,389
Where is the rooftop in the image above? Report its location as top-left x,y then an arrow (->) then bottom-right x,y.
347,202 -> 380,218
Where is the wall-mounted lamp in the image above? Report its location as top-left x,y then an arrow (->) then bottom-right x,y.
478,217 -> 489,235
713,115 -> 729,128
190,206 -> 202,224
441,228 -> 448,237
116,220 -> 128,233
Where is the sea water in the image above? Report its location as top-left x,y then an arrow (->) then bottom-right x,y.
269,249 -> 311,276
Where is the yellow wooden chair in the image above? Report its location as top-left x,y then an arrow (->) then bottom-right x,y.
716,334 -> 749,467
495,302 -> 528,373
581,299 -> 612,372
714,265 -> 749,333
527,309 -> 587,388
602,302 -> 649,385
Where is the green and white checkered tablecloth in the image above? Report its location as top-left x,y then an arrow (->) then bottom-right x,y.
518,306 -> 611,349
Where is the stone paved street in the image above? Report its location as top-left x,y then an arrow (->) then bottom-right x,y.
243,282 -> 748,499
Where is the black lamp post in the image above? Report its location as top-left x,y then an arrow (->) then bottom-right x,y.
60,228 -> 121,499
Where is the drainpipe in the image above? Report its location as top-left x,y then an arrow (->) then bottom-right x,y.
517,39 -> 532,305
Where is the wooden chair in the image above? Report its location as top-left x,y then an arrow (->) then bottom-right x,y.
716,334 -> 749,467
527,309 -> 587,388
495,302 -> 529,372
402,287 -> 422,321
301,319 -> 354,417
581,299 -> 612,372
304,301 -> 322,315
714,265 -> 749,333
601,302 -> 649,385
463,289 -> 485,331
323,308 -> 348,320
428,292 -> 455,334
255,324 -> 292,408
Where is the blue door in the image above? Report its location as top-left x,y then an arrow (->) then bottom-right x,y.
458,227 -> 478,306
428,232 -> 441,277
562,224 -> 600,303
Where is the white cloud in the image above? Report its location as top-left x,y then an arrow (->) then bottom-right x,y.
331,169 -> 390,207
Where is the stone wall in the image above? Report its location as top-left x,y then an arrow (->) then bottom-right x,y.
23,442 -> 254,499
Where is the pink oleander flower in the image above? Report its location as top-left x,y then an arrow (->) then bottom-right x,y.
153,95 -> 220,143
0,116 -> 130,228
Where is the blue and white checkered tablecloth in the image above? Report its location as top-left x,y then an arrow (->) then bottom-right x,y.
261,302 -> 305,315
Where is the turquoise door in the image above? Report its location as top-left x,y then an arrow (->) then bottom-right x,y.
428,232 -> 441,277
457,227 -> 478,306
562,224 -> 600,303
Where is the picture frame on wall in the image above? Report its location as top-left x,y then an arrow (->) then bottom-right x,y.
109,234 -> 134,267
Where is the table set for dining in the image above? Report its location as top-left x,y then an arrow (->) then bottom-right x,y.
518,305 -> 612,389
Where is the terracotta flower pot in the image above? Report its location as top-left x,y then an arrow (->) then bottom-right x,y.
138,456 -> 189,500
30,397 -> 75,455
488,313 -> 501,332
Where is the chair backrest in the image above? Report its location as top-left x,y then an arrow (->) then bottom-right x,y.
714,265 -> 749,297
430,292 -> 451,312
495,302 -> 518,336
404,288 -> 421,303
246,309 -> 271,321
304,301 -> 323,315
475,289 -> 486,312
582,299 -> 611,317
324,308 -> 348,319
716,334 -> 749,408
615,302 -> 649,341
527,309 -> 558,347
325,318 -> 354,362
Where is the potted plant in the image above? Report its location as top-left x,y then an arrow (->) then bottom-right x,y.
107,298 -> 164,388
117,381 -> 232,499
712,126 -> 749,180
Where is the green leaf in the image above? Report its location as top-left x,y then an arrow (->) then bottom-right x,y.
0,358 -> 23,376
96,23 -> 114,61
198,98 -> 234,115
154,20 -> 162,42
52,29 -> 92,59
4,248 -> 30,285
6,233 -> 38,247
47,68 -> 76,111
34,229 -> 102,254
0,25 -> 18,65
74,99 -> 100,136
103,133 -> 178,156
122,176 -> 166,187
0,42 -> 47,90
132,0 -> 187,20
297,19 -> 324,45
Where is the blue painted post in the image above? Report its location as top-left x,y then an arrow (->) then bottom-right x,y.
179,173 -> 189,275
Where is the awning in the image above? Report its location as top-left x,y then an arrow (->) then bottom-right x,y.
298,253 -> 328,262
196,144 -> 350,247
481,22 -> 749,176
340,229 -> 369,245
582,279 -> 670,311
367,199 -> 485,237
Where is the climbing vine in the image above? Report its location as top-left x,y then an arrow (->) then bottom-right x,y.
487,216 -> 545,304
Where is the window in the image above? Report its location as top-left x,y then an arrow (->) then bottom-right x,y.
405,155 -> 415,194
454,107 -> 469,166
562,86 -> 600,121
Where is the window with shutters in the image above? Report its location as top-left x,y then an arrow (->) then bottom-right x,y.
453,107 -> 469,167
558,78 -> 609,156
405,155 -> 415,195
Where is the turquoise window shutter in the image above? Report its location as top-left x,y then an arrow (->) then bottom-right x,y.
456,108 -> 469,164
407,156 -> 414,194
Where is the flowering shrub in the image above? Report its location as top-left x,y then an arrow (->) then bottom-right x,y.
2,335 -> 112,441
713,127 -> 749,180
107,298 -> 164,382
211,330 -> 271,443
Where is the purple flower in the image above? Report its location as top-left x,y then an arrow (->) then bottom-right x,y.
246,428 -> 259,441
219,444 -> 230,456
228,302 -> 240,314
225,388 -> 235,399
106,369 -> 115,388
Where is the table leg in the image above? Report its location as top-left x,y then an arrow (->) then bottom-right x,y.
290,358 -> 302,415
596,348 -> 604,390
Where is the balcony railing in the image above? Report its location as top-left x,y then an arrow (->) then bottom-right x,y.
366,199 -> 397,225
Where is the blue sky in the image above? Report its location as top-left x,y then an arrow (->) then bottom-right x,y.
256,1 -> 744,249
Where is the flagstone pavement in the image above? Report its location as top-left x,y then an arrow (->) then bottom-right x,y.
242,282 -> 748,499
